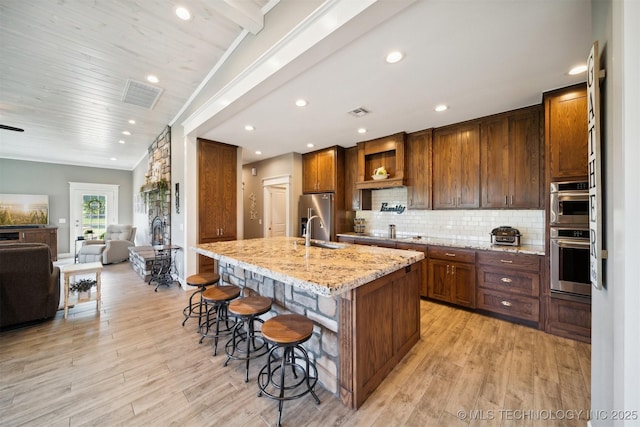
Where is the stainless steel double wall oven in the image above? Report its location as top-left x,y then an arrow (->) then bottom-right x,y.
549,181 -> 591,298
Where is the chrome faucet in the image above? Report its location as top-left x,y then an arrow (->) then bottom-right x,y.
305,215 -> 321,247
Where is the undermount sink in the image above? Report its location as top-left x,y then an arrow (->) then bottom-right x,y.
304,240 -> 346,249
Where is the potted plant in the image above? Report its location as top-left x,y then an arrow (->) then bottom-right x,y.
84,229 -> 94,240
70,278 -> 97,302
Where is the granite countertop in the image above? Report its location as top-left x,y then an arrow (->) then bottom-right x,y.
337,232 -> 545,256
193,236 -> 424,297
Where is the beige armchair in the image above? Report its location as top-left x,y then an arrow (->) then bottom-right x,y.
77,224 -> 136,264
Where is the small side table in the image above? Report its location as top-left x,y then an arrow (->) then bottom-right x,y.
61,262 -> 103,319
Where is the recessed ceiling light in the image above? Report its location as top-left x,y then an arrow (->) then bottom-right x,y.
357,128 -> 367,134
295,99 -> 308,107
435,104 -> 448,112
128,119 -> 136,124
255,150 -> 262,155
175,6 -> 191,20
568,64 -> 588,75
118,140 -> 125,144
245,125 -> 255,131
147,75 -> 159,84
110,157 -> 117,161
385,51 -> 404,64
122,130 -> 131,135
307,143 -> 314,148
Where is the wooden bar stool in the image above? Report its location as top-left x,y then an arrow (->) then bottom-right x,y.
199,285 -> 241,355
182,272 -> 220,328
257,314 -> 320,427
224,296 -> 272,382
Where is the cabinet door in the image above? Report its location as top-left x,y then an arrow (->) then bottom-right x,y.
457,124 -> 480,208
509,107 -> 541,208
432,128 -> 458,209
546,86 -> 588,180
451,262 -> 475,308
427,259 -> 450,302
198,139 -> 237,272
480,117 -> 510,208
344,147 -> 371,210
316,148 -> 336,192
433,124 -> 479,209
406,129 -> 432,209
302,153 -> 318,193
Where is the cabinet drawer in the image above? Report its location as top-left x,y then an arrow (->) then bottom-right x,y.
428,247 -> 475,264
476,251 -> 540,271
476,289 -> 539,323
477,266 -> 540,297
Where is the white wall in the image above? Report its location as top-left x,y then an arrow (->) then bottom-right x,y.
590,0 -> 640,424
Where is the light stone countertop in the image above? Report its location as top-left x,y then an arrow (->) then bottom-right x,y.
193,236 -> 425,297
337,232 -> 545,256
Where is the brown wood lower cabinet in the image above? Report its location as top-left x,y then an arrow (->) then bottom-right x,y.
546,296 -> 591,343
427,246 -> 475,308
339,261 -> 421,408
476,251 -> 541,326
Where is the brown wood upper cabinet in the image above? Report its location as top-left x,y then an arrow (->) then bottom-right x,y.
406,129 -> 432,209
432,123 -> 480,209
344,146 -> 371,210
355,132 -> 407,190
198,138 -> 237,272
480,105 -> 543,208
544,84 -> 588,181
302,146 -> 342,193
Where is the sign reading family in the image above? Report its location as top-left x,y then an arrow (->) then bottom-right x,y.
380,203 -> 405,214
587,40 -> 606,290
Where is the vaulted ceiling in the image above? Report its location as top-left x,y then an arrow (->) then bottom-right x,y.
0,0 -> 591,170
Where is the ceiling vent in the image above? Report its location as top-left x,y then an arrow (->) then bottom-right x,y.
348,107 -> 370,117
121,79 -> 163,109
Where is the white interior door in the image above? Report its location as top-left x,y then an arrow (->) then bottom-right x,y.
69,182 -> 119,245
267,186 -> 287,237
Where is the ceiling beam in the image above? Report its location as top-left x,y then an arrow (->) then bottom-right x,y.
212,0 -> 265,34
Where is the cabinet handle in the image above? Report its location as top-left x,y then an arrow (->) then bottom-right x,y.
510,195 -> 514,205
446,265 -> 450,274
501,277 -> 513,283
500,300 -> 512,307
445,253 -> 456,257
458,196 -> 461,206
505,195 -> 508,205
452,265 -> 455,274
500,259 -> 513,264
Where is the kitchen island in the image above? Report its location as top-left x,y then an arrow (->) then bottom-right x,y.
194,236 -> 424,409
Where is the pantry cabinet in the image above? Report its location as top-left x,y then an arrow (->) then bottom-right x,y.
480,106 -> 543,208
198,139 -> 237,272
432,123 -> 480,209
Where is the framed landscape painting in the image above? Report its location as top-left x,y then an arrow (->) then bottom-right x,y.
0,194 -> 49,226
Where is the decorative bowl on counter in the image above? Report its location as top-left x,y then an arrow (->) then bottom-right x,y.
371,174 -> 389,180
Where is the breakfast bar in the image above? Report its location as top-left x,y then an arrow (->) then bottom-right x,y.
194,236 -> 424,409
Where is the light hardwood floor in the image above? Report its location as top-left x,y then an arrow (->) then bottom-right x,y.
0,261 -> 590,426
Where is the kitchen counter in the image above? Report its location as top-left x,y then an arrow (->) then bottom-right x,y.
337,232 -> 545,255
194,236 -> 424,297
194,236 -> 423,409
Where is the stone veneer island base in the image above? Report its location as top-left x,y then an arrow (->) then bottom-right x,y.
194,236 -> 424,409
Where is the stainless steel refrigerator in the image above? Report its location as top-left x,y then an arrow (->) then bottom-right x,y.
299,193 -> 333,241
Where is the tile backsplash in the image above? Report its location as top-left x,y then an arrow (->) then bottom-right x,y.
355,188 -> 545,246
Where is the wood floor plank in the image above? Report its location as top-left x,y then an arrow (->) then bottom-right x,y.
0,260 -> 591,426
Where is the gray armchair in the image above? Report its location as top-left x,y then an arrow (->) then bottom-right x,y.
77,224 -> 136,264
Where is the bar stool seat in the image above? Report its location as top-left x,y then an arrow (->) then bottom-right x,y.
200,285 -> 241,355
257,314 -> 320,427
182,272 -> 220,328
224,296 -> 272,382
